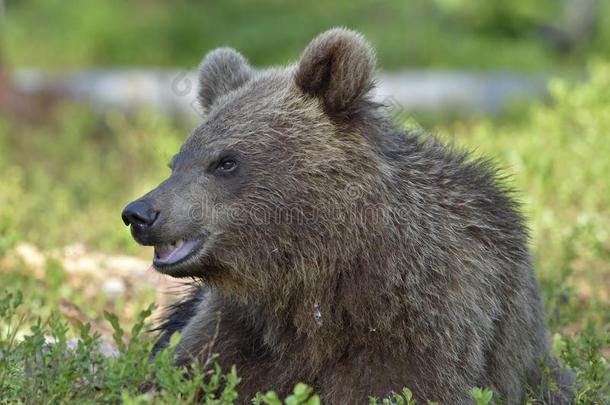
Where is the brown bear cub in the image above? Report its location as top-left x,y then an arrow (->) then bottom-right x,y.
122,29 -> 572,404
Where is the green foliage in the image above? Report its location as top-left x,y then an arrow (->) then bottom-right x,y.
0,289 -> 241,403
433,0 -> 562,35
369,388 -> 417,405
254,383 -> 320,405
552,324 -> 610,404
2,0 -> 610,71
471,387 -> 494,405
0,105 -> 185,252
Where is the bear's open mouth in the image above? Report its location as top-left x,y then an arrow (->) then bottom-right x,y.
153,238 -> 204,267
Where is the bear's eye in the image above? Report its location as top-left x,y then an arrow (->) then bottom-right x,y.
216,157 -> 237,173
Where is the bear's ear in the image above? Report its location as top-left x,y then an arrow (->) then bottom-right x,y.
198,48 -> 252,112
295,28 -> 375,116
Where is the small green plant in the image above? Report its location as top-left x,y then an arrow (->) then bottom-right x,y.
369,387 -> 417,404
0,289 -> 243,403
254,382 -> 320,405
471,387 -> 494,405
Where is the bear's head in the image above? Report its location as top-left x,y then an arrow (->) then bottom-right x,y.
122,29 -> 391,299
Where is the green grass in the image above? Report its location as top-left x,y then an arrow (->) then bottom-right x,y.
0,105 -> 186,252
0,64 -> 608,402
2,0 -> 610,71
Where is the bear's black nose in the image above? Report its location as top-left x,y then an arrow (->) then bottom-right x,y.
121,200 -> 159,228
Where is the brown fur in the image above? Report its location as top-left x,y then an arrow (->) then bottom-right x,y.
124,29 -> 573,404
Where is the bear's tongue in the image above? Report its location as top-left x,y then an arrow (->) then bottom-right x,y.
154,239 -> 199,265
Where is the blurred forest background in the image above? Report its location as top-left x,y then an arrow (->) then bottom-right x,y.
0,0 -> 608,402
